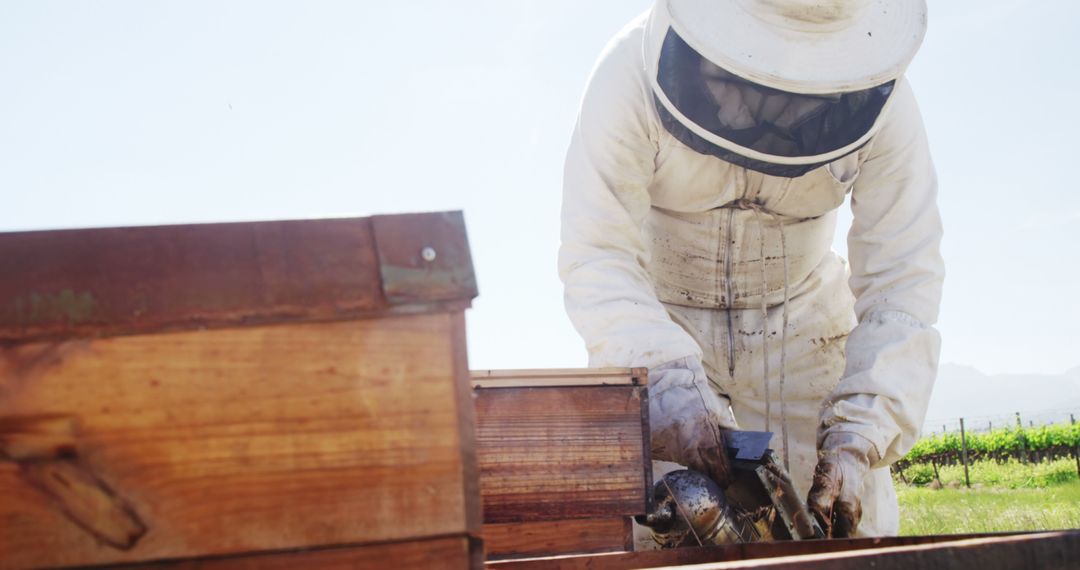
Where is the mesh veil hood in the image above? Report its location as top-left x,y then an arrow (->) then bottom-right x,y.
644,2 -> 902,177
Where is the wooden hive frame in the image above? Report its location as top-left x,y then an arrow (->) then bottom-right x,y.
470,368 -> 651,560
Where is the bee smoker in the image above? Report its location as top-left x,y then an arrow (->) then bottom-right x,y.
636,430 -> 825,547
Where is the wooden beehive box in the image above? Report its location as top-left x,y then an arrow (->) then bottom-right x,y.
470,368 -> 651,560
0,212 -> 483,569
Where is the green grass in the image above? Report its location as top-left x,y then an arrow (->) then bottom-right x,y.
895,458 -> 1080,534
897,482 -> 1080,535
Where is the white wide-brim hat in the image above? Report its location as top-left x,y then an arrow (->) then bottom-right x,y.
658,0 -> 928,94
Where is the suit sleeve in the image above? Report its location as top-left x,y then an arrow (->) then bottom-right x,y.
558,31 -> 701,369
820,79 -> 946,465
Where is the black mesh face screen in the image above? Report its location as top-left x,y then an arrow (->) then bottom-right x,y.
656,28 -> 894,162
655,95 -> 834,178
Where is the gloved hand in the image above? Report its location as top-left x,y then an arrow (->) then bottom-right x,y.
806,432 -> 879,538
648,357 -> 739,488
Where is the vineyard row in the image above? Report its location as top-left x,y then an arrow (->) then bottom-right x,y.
896,421 -> 1080,473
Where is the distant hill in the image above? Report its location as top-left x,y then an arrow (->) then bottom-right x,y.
923,364 -> 1080,431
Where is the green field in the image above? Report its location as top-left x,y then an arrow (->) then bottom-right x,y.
895,457 -> 1080,535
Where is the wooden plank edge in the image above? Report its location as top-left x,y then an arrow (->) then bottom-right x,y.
91,534 -> 485,570
682,531 -> 1080,570
485,531 -> 1080,569
638,384 -> 653,513
0,301 -> 474,346
623,518 -> 635,553
0,212 -> 478,345
483,518 -> 631,561
451,312 -> 484,536
470,368 -> 649,389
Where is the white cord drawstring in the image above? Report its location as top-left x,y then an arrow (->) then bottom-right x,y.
777,216 -> 791,474
735,199 -> 791,473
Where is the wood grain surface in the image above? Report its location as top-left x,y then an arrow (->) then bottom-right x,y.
0,312 -> 480,568
473,382 -> 650,524
487,531 -> 1080,570
0,212 -> 477,344
483,518 -> 630,560
125,535 -> 482,569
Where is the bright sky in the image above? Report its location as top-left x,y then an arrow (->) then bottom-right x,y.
2,1 -> 1077,375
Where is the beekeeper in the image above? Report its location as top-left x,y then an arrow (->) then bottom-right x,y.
558,0 -> 943,538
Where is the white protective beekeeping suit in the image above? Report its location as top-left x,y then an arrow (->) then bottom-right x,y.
559,0 -> 943,538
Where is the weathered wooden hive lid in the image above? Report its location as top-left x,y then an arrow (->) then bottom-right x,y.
0,211 -> 477,343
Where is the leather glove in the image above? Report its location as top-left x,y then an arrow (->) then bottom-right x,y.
648,357 -> 739,488
806,432 -> 879,538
